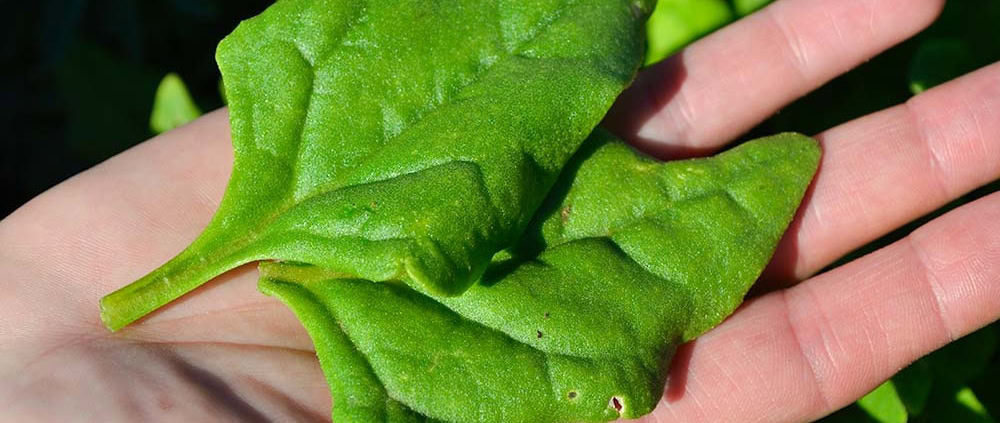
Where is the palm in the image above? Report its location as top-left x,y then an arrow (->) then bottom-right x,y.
3,0 -> 998,422
0,119 -> 329,420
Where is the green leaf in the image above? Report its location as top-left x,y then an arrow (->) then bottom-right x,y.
149,72 -> 203,134
644,0 -> 733,65
956,387 -> 993,420
259,131 -> 820,422
857,381 -> 908,423
100,0 -> 655,330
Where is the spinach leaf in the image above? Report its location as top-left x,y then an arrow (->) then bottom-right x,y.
259,131 -> 820,423
100,0 -> 656,330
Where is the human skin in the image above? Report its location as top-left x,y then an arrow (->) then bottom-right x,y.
2,0 -> 998,421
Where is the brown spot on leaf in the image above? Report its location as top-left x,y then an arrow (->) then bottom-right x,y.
560,205 -> 572,223
611,396 -> 623,413
544,312 -> 550,319
567,391 -> 577,399
536,330 -> 543,338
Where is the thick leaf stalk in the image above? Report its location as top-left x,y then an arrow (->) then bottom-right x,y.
99,234 -> 256,331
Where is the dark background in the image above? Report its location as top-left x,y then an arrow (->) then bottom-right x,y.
2,1 -> 998,421
1,0 -> 271,218
2,1 -> 998,218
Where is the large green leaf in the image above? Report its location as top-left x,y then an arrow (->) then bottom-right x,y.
259,131 -> 820,422
100,0 -> 655,330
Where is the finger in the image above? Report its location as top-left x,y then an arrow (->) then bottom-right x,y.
605,0 -> 945,157
762,61 -> 1000,286
639,191 -> 1000,423
0,110 -> 235,337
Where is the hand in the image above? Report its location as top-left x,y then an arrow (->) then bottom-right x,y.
1,0 -> 995,422
606,0 -> 998,421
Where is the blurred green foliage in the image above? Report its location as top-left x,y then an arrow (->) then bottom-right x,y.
823,326 -> 999,423
150,73 -> 202,134
857,381 -> 908,423
643,0 -> 772,66
645,0 -> 734,65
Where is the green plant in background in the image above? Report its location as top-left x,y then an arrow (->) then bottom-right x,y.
824,325 -> 999,423
643,0 -> 770,65
149,73 -> 202,134
857,381 -> 908,423
644,0 -> 732,65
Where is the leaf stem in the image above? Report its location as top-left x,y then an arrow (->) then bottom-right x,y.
99,244 -> 253,331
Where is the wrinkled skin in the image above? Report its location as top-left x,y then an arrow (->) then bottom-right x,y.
3,0 -> 1000,422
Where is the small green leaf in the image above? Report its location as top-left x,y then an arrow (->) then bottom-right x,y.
956,387 -> 993,419
971,355 -> 1000,420
857,381 -> 908,423
644,0 -> 733,65
101,0 -> 655,330
149,72 -> 202,134
260,131 -> 820,422
924,382 -> 997,423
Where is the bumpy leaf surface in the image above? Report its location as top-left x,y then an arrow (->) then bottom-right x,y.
101,0 -> 655,330
259,131 -> 821,423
